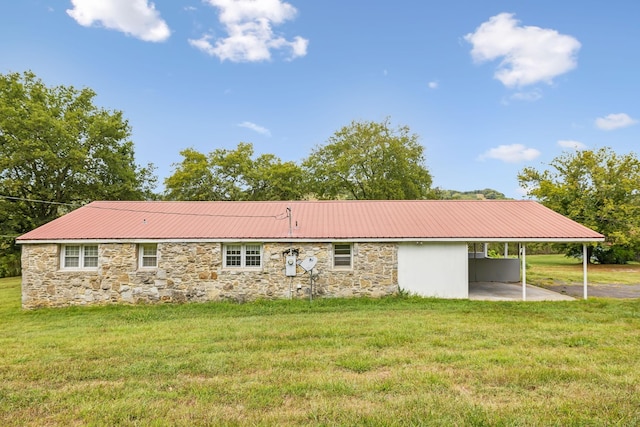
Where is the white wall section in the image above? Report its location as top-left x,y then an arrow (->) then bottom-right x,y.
398,243 -> 468,298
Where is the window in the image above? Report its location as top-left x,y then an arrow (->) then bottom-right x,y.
224,244 -> 262,268
83,245 -> 98,267
139,244 -> 158,268
245,244 -> 262,267
62,244 -> 99,270
333,243 -> 352,268
225,244 -> 242,267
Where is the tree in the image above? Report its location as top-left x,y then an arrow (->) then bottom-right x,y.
164,143 -> 305,201
302,118 -> 432,200
518,147 -> 640,263
0,71 -> 157,276
163,148 -> 219,201
245,153 -> 306,201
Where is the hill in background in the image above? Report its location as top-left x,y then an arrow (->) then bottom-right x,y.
435,188 -> 509,200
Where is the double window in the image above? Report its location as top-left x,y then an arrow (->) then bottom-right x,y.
224,244 -> 262,268
139,244 -> 158,268
62,245 -> 98,269
333,243 -> 352,268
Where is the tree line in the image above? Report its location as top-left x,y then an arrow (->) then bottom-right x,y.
2,71 -> 639,276
165,118 -> 433,201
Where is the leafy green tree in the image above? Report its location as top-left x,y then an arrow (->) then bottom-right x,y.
0,71 -> 157,276
302,118 -> 432,199
245,153 -> 306,201
164,143 -> 305,201
163,148 -> 220,201
518,147 -> 640,263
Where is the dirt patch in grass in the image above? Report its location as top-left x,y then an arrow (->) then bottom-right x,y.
544,283 -> 640,299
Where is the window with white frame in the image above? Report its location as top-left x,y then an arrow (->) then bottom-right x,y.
333,243 -> 352,268
139,244 -> 158,268
61,244 -> 99,269
224,243 -> 262,268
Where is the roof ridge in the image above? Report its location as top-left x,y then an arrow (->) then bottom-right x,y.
89,199 -> 532,204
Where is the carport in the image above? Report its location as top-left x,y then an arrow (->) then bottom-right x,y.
396,201 -> 605,301
468,242 -> 596,301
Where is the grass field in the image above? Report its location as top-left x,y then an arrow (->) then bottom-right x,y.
527,254 -> 640,286
1,275 -> 640,426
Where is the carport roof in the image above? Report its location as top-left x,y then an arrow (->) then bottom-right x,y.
17,200 -> 605,243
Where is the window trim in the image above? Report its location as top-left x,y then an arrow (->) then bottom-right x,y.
138,243 -> 158,269
333,243 -> 353,269
60,244 -> 99,270
223,243 -> 263,269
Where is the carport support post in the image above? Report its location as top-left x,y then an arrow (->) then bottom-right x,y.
583,243 -> 588,300
521,244 -> 527,301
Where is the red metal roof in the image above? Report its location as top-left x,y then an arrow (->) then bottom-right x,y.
17,200 -> 605,242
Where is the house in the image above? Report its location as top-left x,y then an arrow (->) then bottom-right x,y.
17,200 -> 604,308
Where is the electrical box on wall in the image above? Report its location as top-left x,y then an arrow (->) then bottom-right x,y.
285,256 -> 297,276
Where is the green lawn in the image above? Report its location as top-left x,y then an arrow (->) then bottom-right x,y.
527,254 -> 640,286
1,276 -> 639,425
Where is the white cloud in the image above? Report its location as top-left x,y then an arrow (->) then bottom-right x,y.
464,13 -> 580,87
557,140 -> 586,150
478,144 -> 541,163
189,0 -> 308,62
595,113 -> 638,130
66,0 -> 170,42
238,121 -> 271,137
509,89 -> 542,102
428,81 -> 438,89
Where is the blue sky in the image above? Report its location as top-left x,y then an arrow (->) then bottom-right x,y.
1,0 -> 638,198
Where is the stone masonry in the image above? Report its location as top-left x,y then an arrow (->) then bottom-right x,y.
21,242 -> 398,308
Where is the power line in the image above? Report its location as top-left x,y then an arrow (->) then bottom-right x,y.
0,195 -> 77,207
86,204 -> 289,220
0,194 -> 289,220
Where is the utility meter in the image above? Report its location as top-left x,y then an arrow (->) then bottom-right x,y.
285,255 -> 297,276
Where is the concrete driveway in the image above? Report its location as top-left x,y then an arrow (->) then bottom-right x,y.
469,282 -> 575,301
544,283 -> 640,299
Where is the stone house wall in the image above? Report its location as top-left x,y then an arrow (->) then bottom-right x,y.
21,241 -> 398,308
